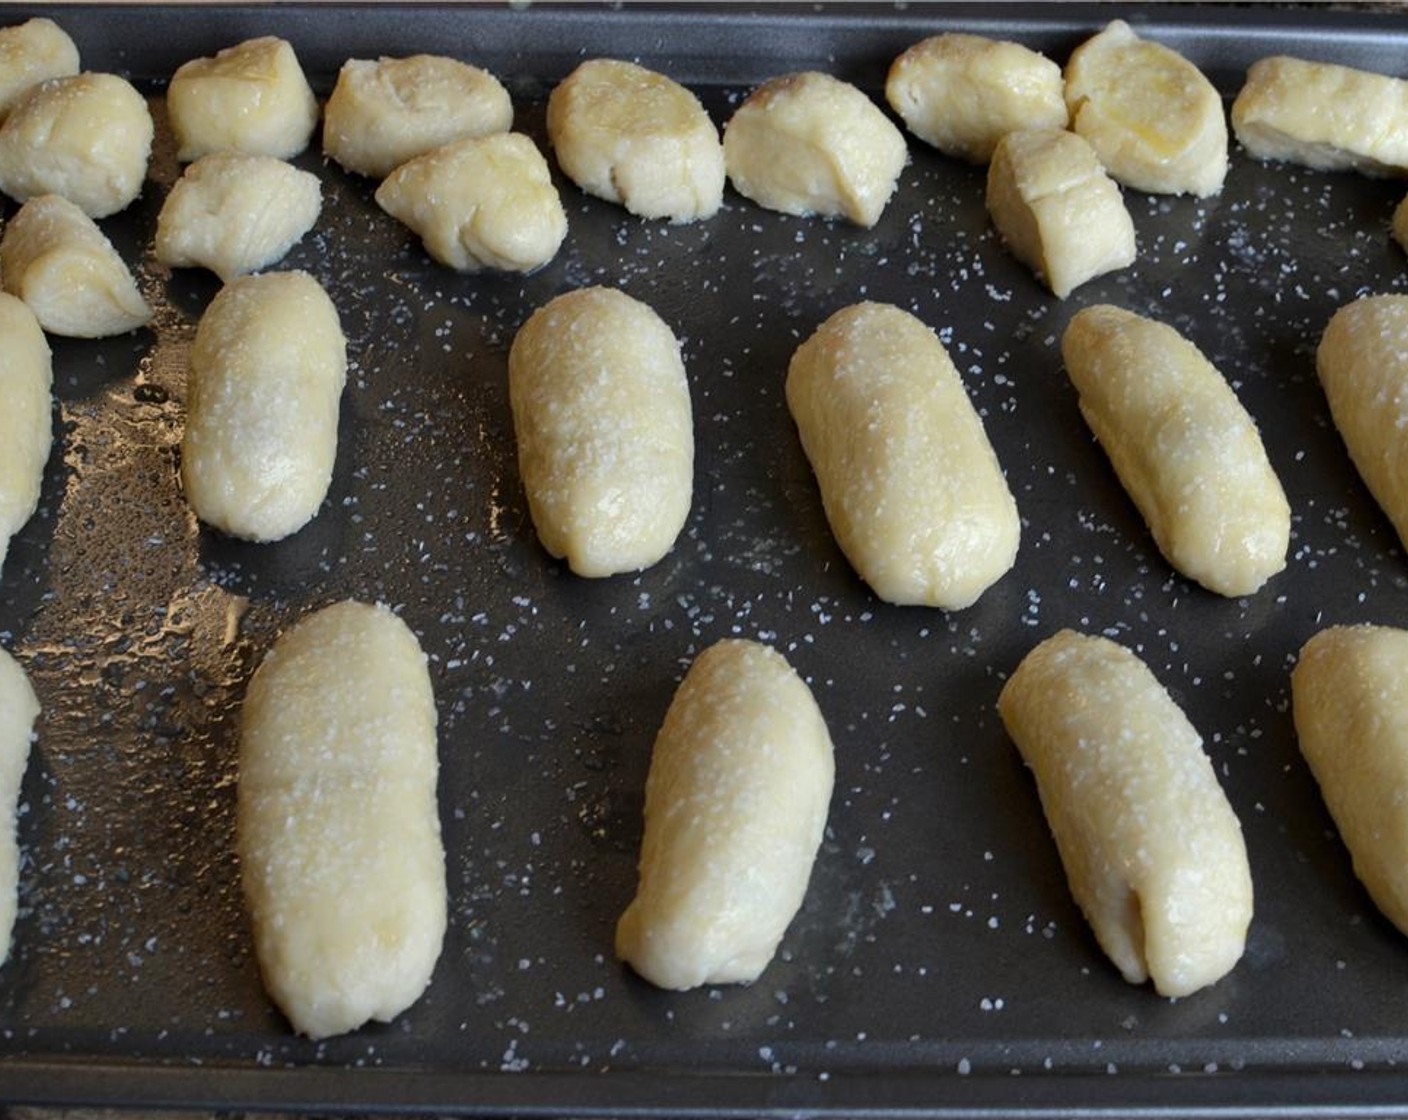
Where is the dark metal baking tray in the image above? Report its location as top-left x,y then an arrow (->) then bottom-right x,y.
4,3 -> 1408,1116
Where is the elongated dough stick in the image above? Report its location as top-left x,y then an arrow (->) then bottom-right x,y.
0,292 -> 50,578
0,645 -> 39,966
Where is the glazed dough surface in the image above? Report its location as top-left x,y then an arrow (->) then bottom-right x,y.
885,33 -> 1067,164
0,293 -> 51,579
986,128 -> 1136,298
548,58 -> 724,222
1232,56 -> 1408,176
155,153 -> 322,281
0,645 -> 38,967
616,638 -> 834,990
998,629 -> 1252,998
1,193 -> 152,337
508,286 -> 693,577
323,54 -> 512,179
723,71 -> 907,228
0,72 -> 153,218
181,271 -> 347,542
786,301 -> 1019,609
0,17 -> 78,120
1065,19 -> 1227,197
1062,304 -> 1289,597
239,600 -> 445,1038
375,132 -> 567,273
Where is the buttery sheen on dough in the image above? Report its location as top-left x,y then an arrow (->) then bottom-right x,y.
239,600 -> 445,1038
0,292 -> 52,578
786,301 -> 1019,609
1062,305 -> 1289,597
617,638 -> 834,990
181,271 -> 346,542
998,629 -> 1253,998
0,645 -> 38,967
0,17 -> 79,121
508,286 -> 693,577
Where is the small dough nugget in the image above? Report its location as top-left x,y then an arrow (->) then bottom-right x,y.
2,194 -> 152,338
239,600 -> 445,1038
0,645 -> 39,966
1065,20 -> 1227,197
548,58 -> 724,222
0,293 -> 51,578
0,18 -> 79,121
156,154 -> 322,281
508,286 -> 693,577
323,54 -> 512,179
1293,625 -> 1408,937
986,129 -> 1136,298
181,271 -> 346,542
723,71 -> 907,228
375,133 -> 567,273
0,72 -> 152,218
617,638 -> 834,990
885,33 -> 1067,164
999,629 -> 1252,997
1062,305 -> 1289,597
1317,294 -> 1408,552
787,301 -> 1019,609
168,37 -> 318,162
1232,56 -> 1408,176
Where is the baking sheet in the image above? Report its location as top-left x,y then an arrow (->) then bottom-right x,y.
5,3 -> 1408,1116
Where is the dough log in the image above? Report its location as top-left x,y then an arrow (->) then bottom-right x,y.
0,292 -> 51,578
0,645 -> 39,966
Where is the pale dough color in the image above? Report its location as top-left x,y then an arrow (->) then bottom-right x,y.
0,72 -> 152,218
375,132 -> 567,273
0,645 -> 38,966
786,301 -> 1020,609
723,71 -> 907,228
1061,305 -> 1289,597
0,17 -> 78,121
238,600 -> 445,1038
181,271 -> 346,542
323,54 -> 513,180
986,128 -> 1136,299
616,638 -> 834,990
156,153 -> 322,282
1316,294 -> 1408,552
547,58 -> 724,222
1,193 -> 152,338
0,293 -> 50,578
1232,56 -> 1408,176
508,286 -> 693,577
998,629 -> 1253,998
1064,20 -> 1227,197
885,33 -> 1067,164
167,37 -> 319,163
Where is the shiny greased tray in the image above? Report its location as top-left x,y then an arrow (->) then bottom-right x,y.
5,4 -> 1408,1117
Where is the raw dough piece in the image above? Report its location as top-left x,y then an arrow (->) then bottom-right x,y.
375,133 -> 567,273
0,18 -> 78,121
1061,305 -> 1289,597
239,600 -> 445,1038
1232,56 -> 1408,176
885,33 -> 1067,164
617,638 -> 834,990
0,293 -> 50,578
1316,294 -> 1408,551
998,629 -> 1252,998
323,54 -> 512,179
0,72 -> 152,218
547,58 -> 724,222
1394,195 -> 1408,255
1,194 -> 152,337
0,645 -> 39,966
167,37 -> 319,162
508,286 -> 693,577
181,271 -> 346,542
723,71 -> 907,227
1293,625 -> 1408,937
155,154 -> 322,281
786,301 -> 1019,609
1064,19 -> 1227,197
986,128 -> 1136,298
